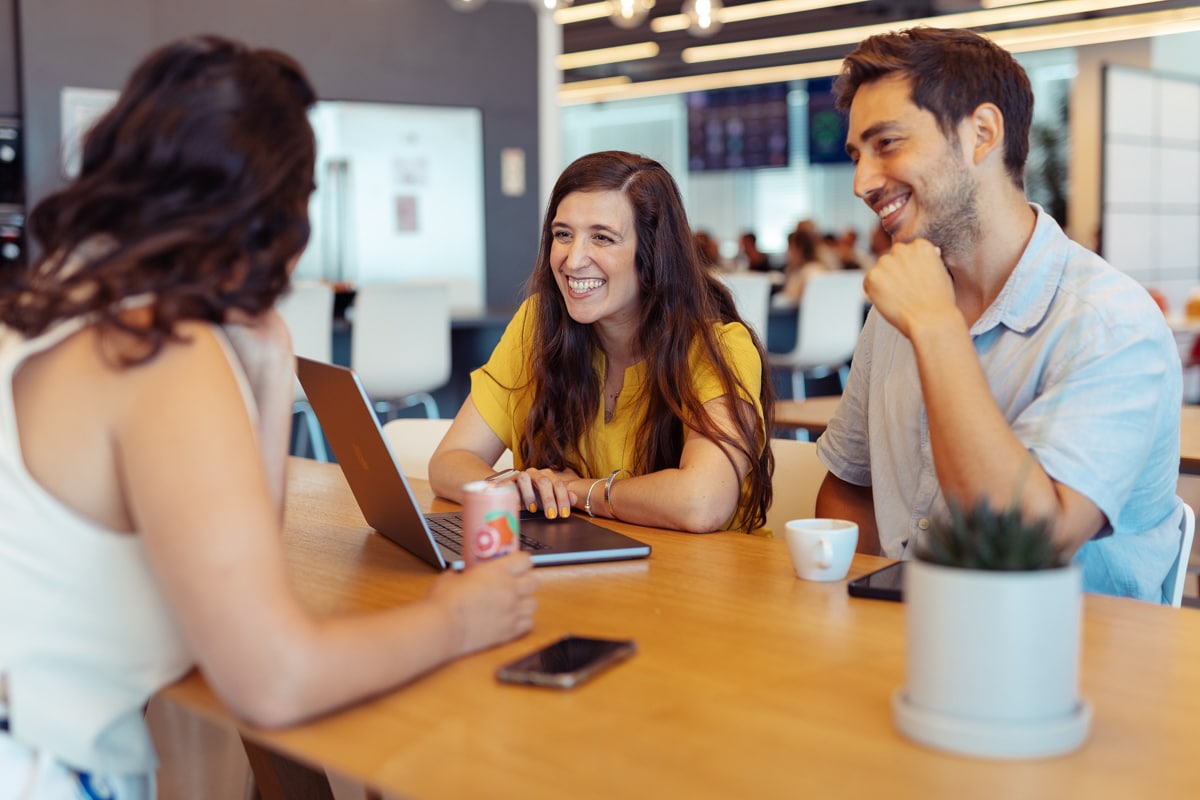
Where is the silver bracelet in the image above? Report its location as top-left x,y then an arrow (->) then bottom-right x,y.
604,469 -> 631,521
584,478 -> 606,518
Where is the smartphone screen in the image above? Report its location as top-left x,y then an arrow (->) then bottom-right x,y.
496,635 -> 636,689
846,560 -> 905,601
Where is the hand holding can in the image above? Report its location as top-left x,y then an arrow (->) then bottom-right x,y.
462,479 -> 520,566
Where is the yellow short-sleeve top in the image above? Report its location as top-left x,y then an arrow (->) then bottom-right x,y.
470,297 -> 765,528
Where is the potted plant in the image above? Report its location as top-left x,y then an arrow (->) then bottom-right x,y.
892,501 -> 1093,759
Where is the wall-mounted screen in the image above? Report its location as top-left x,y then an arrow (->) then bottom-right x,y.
806,77 -> 851,165
686,82 -> 790,172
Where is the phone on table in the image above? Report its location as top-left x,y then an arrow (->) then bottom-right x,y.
847,561 -> 906,602
496,635 -> 636,689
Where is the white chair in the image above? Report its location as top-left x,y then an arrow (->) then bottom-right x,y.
718,272 -> 772,345
277,281 -> 334,461
351,282 -> 452,419
768,270 -> 866,400
1164,500 -> 1195,607
381,417 -> 513,481
764,438 -> 828,538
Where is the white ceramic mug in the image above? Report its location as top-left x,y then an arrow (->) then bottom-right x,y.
784,518 -> 858,581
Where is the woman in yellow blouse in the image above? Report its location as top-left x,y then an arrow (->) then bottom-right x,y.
430,151 -> 773,533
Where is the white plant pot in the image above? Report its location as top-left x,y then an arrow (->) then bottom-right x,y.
892,560 -> 1092,759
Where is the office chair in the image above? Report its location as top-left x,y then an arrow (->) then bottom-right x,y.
351,282 -> 452,419
764,438 -> 829,539
382,417 -> 513,480
718,272 -> 773,346
768,270 -> 866,401
276,280 -> 334,461
1165,500 -> 1196,607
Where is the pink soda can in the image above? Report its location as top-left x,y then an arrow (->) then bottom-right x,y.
461,479 -> 520,565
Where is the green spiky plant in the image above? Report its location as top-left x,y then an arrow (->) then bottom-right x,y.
915,500 -> 1070,571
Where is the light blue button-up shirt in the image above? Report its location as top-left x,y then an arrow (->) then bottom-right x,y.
817,206 -> 1183,602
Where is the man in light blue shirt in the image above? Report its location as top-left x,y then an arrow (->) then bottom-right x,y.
815,27 -> 1182,602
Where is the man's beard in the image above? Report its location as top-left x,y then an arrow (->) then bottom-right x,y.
917,155 -> 982,264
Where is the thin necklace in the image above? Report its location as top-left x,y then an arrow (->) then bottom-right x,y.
604,388 -> 621,424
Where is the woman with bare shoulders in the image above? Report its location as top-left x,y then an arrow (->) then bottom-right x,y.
0,35 -> 535,798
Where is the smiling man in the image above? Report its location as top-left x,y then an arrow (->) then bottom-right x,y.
814,27 -> 1183,601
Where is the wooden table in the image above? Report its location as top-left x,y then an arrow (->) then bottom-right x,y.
157,458 -> 1200,799
780,397 -> 1200,475
774,395 -> 843,436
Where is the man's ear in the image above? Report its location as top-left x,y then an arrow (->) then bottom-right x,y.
964,102 -> 1004,167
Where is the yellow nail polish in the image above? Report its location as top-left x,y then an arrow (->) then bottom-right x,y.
546,508 -> 557,520
528,503 -> 537,513
560,507 -> 570,518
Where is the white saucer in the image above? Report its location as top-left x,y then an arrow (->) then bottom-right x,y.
892,689 -> 1092,760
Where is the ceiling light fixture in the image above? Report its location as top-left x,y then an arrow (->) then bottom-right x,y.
446,0 -> 489,11
559,58 -> 844,104
554,2 -> 612,24
682,0 -> 724,37
530,0 -> 574,11
989,6 -> 1200,50
557,41 -> 661,70
681,0 -> 1166,64
608,0 -> 655,28
560,5 -> 1200,105
652,0 -> 866,34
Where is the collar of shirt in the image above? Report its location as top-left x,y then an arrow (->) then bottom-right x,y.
970,204 -> 1067,338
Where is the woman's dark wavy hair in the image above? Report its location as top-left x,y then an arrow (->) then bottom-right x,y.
1,34 -> 317,361
833,27 -> 1033,189
515,150 -> 774,532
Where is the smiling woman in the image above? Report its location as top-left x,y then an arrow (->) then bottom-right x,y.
429,150 -> 776,534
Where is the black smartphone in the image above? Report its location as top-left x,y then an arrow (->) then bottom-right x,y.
847,560 -> 905,601
495,635 -> 636,689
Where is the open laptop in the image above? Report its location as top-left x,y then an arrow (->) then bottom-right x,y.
295,356 -> 651,570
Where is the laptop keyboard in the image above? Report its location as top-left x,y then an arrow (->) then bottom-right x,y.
425,514 -> 551,554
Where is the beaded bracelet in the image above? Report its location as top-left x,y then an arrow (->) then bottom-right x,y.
584,478 -> 606,518
604,468 -> 631,521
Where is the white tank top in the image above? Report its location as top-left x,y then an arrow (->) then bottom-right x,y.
0,317 -> 257,775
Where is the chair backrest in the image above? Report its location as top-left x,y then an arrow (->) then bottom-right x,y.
381,417 -> 513,480
352,282 -> 452,400
277,281 -> 334,401
718,272 -> 772,345
1165,500 -> 1195,607
764,438 -> 828,537
278,280 -> 334,361
782,270 -> 866,369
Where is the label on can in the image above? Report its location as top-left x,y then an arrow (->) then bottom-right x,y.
462,479 -> 520,565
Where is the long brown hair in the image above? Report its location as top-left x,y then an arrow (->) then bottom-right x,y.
515,150 -> 774,531
2,35 -> 317,361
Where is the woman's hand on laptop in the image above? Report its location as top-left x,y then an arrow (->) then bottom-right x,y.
429,552 -> 539,656
513,467 -> 580,520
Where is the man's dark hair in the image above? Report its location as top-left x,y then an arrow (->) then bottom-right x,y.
833,27 -> 1033,188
